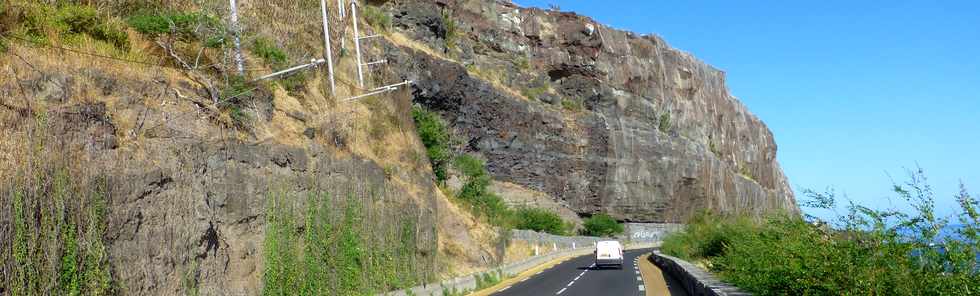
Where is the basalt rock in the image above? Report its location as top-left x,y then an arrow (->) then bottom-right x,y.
384,0 -> 797,222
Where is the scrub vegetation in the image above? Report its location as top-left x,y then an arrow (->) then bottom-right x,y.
262,190 -> 426,295
581,213 -> 625,237
411,106 -> 572,235
662,169 -> 980,295
2,115 -> 114,295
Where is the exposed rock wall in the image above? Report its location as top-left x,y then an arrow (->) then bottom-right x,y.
383,0 -> 797,222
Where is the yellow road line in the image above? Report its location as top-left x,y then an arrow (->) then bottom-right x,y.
469,252 -> 586,296
637,253 -> 673,296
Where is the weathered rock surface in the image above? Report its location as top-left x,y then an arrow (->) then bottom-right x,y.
383,0 -> 797,222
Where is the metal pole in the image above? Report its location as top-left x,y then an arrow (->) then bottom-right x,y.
320,0 -> 336,95
338,0 -> 345,19
229,0 -> 244,75
351,1 -> 364,88
252,59 -> 326,82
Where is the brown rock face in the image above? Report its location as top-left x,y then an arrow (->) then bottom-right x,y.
384,0 -> 798,222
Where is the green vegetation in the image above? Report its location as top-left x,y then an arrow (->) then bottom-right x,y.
411,107 -> 572,233
658,112 -> 671,132
581,213 -> 625,237
474,270 -> 503,290
708,140 -> 720,155
514,56 -> 531,70
6,2 -> 129,50
454,154 -> 513,227
515,208 -> 571,235
263,191 -> 423,295
662,169 -> 980,295
441,9 -> 459,50
521,85 -> 548,101
127,11 -> 222,40
5,117 -> 114,295
412,106 -> 453,182
252,37 -> 288,68
561,98 -> 583,112
363,5 -> 392,32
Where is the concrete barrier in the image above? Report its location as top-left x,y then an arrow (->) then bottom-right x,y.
648,250 -> 750,296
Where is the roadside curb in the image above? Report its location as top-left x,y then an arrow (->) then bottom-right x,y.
647,250 -> 751,296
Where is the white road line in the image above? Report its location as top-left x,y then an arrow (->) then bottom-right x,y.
536,271 -> 543,275
638,285 -> 645,291
556,287 -> 567,295
636,276 -> 642,281
500,286 -> 511,291
567,281 -> 574,287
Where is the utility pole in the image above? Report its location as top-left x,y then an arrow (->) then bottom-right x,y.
320,0 -> 336,95
351,0 -> 364,88
229,0 -> 244,75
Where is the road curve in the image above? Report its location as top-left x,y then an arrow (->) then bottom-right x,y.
491,248 -> 688,296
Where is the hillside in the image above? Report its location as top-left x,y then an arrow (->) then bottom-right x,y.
1,0 -> 796,295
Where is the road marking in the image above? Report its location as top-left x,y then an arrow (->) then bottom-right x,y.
638,285 -> 645,291
500,286 -> 510,291
567,281 -> 574,287
536,271 -> 543,275
636,276 -> 642,281
556,287 -> 567,295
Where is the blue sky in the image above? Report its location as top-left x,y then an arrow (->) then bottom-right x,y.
514,0 -> 980,219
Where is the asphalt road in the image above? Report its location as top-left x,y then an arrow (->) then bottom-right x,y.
491,248 -> 688,296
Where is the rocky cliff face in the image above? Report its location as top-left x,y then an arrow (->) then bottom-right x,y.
382,0 -> 798,222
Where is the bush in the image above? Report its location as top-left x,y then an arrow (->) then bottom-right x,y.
521,85 -> 548,101
251,37 -> 288,68
11,3 -> 129,50
362,5 -> 391,32
4,118 -> 114,295
411,106 -> 452,182
515,208 -> 569,235
660,169 -> 980,295
441,9 -> 458,49
127,11 -> 222,40
263,192 -> 425,295
581,213 -> 624,237
561,98 -> 583,112
658,112 -> 671,132
454,154 -> 486,179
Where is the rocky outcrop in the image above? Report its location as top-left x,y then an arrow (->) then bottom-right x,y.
383,0 -> 797,222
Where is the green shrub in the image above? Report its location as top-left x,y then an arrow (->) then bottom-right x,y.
514,56 -> 530,70
12,3 -> 129,50
561,98 -> 583,112
658,112 -> 671,132
412,106 -> 452,182
660,169 -> 980,295
127,11 -> 222,40
251,37 -> 288,68
6,124 -> 114,295
515,208 -> 569,235
441,10 -> 458,49
362,5 -> 391,32
521,85 -> 548,101
454,154 -> 487,179
581,213 -> 624,237
660,212 -> 757,260
263,191 -> 425,295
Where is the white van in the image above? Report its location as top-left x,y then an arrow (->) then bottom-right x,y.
594,240 -> 624,269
